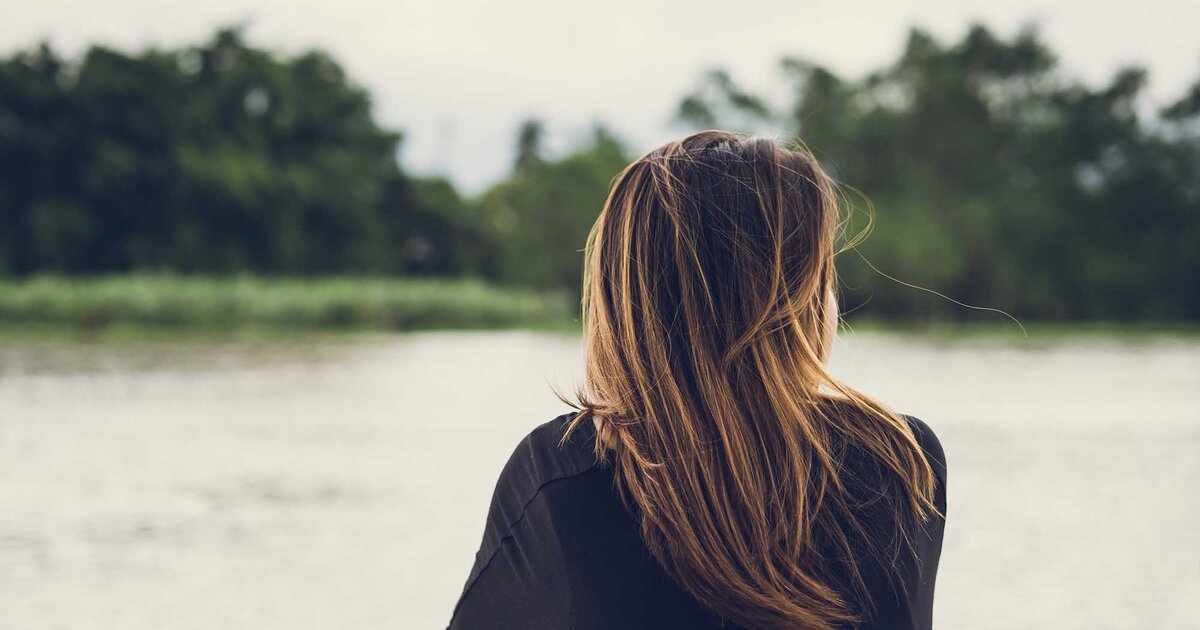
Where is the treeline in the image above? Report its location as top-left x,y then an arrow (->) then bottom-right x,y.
1,26 -> 1197,321
0,29 -> 488,277
676,26 -> 1200,321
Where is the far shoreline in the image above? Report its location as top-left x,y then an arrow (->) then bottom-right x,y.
0,274 -> 1195,345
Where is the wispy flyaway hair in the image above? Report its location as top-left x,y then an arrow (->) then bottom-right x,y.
567,130 -> 938,629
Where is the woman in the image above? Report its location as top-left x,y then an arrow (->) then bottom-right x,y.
448,131 -> 947,629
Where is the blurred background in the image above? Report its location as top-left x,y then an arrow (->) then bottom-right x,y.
0,1 -> 1197,628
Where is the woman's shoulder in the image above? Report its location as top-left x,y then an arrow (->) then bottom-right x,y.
450,414 -> 617,627
481,413 -> 606,532
452,414 -> 720,629
900,414 -> 947,480
498,412 -> 600,488
900,414 -> 948,522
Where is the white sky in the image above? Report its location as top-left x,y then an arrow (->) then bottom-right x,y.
4,0 -> 1198,193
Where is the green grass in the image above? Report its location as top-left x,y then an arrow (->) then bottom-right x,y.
840,318 -> 1200,343
0,275 -> 1194,343
0,275 -> 574,337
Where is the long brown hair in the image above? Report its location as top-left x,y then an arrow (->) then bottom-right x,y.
566,131 -> 938,628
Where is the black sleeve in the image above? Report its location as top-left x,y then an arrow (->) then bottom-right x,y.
447,419 -> 591,628
447,417 -> 718,630
906,414 -> 948,513
901,414 -> 948,629
447,470 -> 595,630
444,416 -> 624,630
448,466 -> 714,630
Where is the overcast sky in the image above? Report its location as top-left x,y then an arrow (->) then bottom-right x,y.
5,0 -> 1198,192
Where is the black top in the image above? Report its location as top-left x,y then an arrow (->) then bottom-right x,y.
448,413 -> 947,630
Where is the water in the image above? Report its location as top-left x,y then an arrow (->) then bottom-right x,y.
0,331 -> 1196,629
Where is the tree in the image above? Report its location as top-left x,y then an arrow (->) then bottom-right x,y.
514,118 -> 545,172
480,124 -> 629,290
676,24 -> 1200,321
0,28 -> 492,277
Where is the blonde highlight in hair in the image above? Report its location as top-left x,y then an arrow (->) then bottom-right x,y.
566,131 -> 938,629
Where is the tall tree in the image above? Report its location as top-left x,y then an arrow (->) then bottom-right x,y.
480,124 -> 629,290
676,24 -> 1200,321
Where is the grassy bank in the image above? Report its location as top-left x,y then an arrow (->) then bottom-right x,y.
840,319 -> 1200,344
0,276 -> 1195,343
0,275 -> 574,336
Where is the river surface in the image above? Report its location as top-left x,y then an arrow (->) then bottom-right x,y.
0,331 -> 1196,629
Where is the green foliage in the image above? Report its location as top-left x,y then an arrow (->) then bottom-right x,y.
677,24 -> 1200,321
2,24 -> 1196,326
0,29 -> 487,278
478,125 -> 630,290
0,275 -> 569,330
